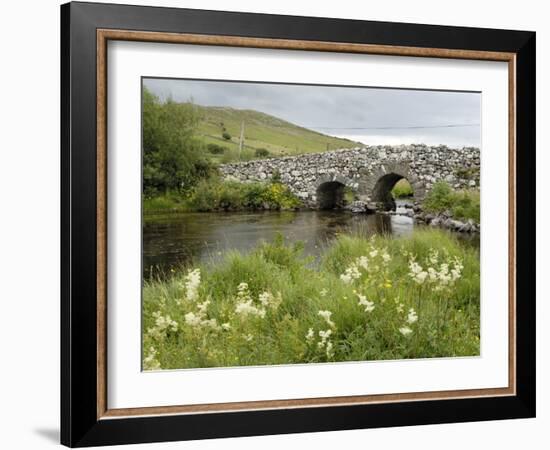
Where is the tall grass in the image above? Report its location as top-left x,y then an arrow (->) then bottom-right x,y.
423,181 -> 480,222
143,180 -> 302,214
392,179 -> 414,198
143,230 -> 480,370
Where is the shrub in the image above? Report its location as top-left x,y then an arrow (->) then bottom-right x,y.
222,131 -> 231,141
423,181 -> 480,222
187,180 -> 301,211
207,143 -> 226,154
255,148 -> 270,158
271,169 -> 282,183
142,87 -> 212,195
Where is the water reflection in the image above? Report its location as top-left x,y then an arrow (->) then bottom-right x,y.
143,205 -> 423,279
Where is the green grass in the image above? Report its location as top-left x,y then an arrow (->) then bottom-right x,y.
193,105 -> 362,162
392,179 -> 414,198
142,229 -> 480,370
144,179 -> 302,215
142,191 -> 191,213
423,181 -> 480,222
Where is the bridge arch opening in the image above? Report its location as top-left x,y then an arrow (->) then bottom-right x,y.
316,181 -> 355,210
372,173 -> 414,210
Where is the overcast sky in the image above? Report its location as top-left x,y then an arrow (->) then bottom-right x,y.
143,78 -> 480,148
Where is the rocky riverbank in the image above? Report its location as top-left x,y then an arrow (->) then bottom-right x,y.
345,200 -> 479,233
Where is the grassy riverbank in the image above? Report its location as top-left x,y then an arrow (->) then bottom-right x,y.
143,180 -> 302,214
142,229 -> 479,370
423,181 -> 480,222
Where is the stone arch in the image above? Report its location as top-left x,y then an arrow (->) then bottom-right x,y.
314,174 -> 358,210
361,161 -> 425,210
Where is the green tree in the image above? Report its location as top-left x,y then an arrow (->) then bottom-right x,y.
142,87 -> 213,195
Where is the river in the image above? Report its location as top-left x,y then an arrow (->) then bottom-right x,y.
143,200 -> 478,280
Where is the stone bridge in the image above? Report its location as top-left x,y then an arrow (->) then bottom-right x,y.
219,144 -> 480,210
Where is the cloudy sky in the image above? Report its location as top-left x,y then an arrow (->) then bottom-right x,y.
143,78 -> 481,148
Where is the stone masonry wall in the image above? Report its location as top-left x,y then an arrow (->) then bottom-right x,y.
219,144 -> 480,209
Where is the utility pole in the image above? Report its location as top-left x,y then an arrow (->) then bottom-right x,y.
238,120 -> 244,160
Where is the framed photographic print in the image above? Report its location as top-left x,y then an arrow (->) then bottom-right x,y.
60,1 -> 536,447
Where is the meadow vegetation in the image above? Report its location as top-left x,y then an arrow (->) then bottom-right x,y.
142,229 -> 480,370
391,178 -> 414,198
423,181 -> 480,222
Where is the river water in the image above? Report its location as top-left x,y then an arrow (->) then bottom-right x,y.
143,200 -> 478,280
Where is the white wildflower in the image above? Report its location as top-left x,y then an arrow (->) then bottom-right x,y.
201,318 -> 219,330
326,341 -> 334,358
357,294 -> 375,313
319,288 -> 328,297
184,311 -> 203,327
409,260 -> 428,284
340,264 -> 361,284
237,282 -> 249,294
147,311 -> 178,340
143,346 -> 161,371
235,299 -> 266,318
318,310 -> 335,328
305,328 -> 315,342
429,249 -> 439,266
357,256 -> 369,271
196,300 -> 210,314
258,291 -> 281,309
183,268 -> 201,302
317,329 -> 333,348
369,249 -> 379,258
382,250 -> 391,264
407,308 -> 418,324
221,322 -> 232,331
399,326 -> 413,336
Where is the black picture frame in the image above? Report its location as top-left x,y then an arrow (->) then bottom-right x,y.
61,1 -> 536,447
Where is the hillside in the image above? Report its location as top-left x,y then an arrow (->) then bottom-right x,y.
193,105 -> 362,163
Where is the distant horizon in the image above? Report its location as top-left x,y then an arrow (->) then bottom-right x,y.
144,78 -> 481,149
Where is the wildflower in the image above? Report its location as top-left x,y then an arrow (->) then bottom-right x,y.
408,259 -> 428,284
340,264 -> 361,284
399,326 -> 413,336
396,303 -> 404,313
427,267 -> 438,282
318,310 -> 335,328
319,288 -> 328,297
369,249 -> 378,258
357,294 -> 375,313
258,291 -> 281,309
235,299 -> 266,318
237,282 -> 249,294
245,334 -> 254,342
143,347 -> 161,371
326,341 -> 334,358
382,250 -> 391,264
147,311 -> 178,340
317,329 -> 332,348
429,249 -> 439,266
184,311 -> 203,327
407,308 -> 418,324
183,268 -> 201,302
196,300 -> 210,314
201,318 -> 219,330
357,256 -> 369,271
221,322 -> 232,331
306,328 -> 315,342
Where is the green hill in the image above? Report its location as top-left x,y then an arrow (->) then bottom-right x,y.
193,105 -> 362,163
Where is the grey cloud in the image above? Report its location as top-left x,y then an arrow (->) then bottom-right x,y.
143,78 -> 480,148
